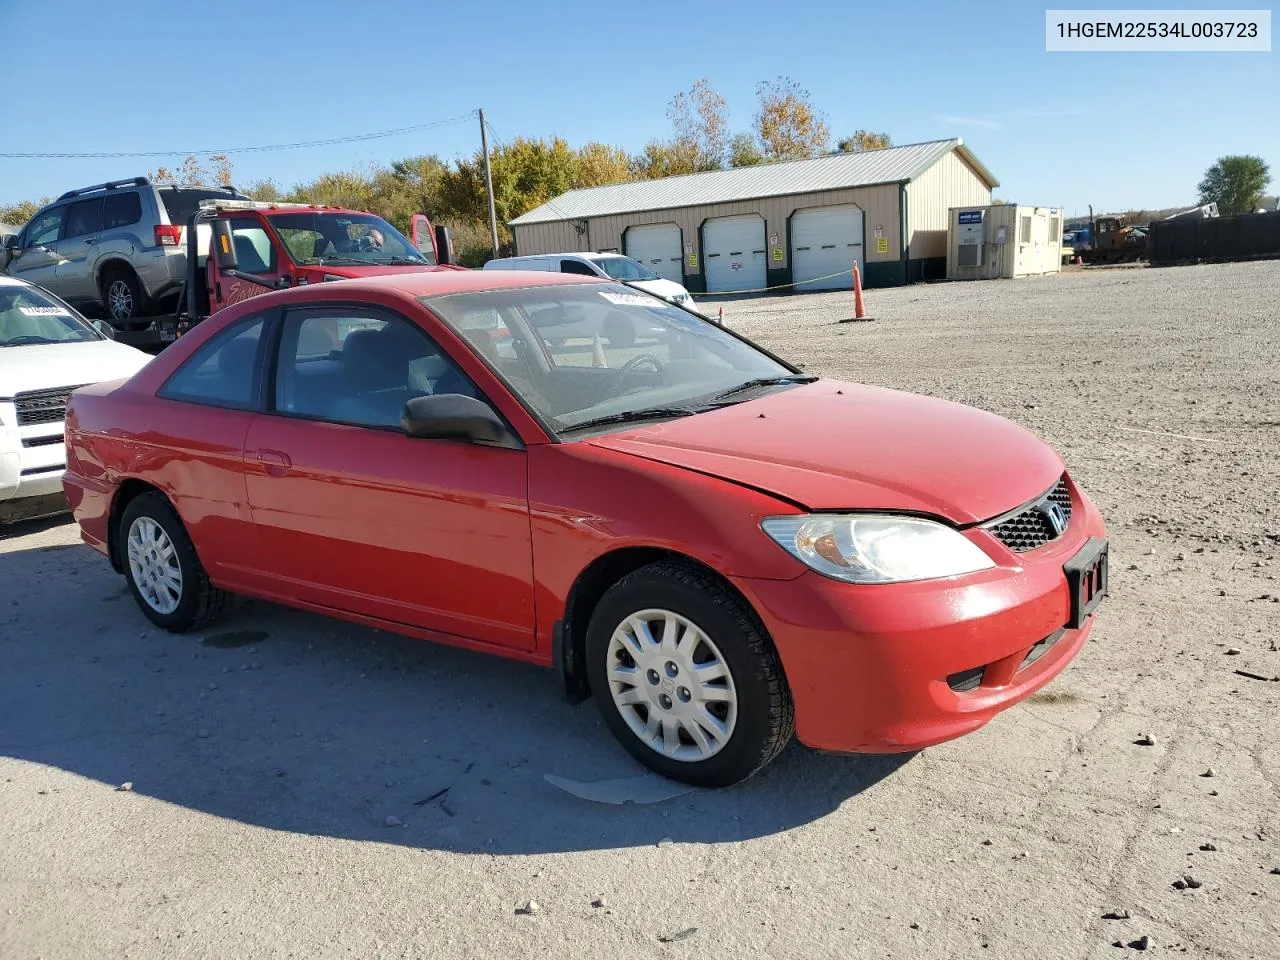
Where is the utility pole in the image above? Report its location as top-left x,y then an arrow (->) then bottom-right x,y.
479,108 -> 499,258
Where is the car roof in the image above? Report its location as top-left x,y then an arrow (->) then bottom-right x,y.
313,269 -> 606,299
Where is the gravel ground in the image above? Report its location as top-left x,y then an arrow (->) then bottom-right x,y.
2,260 -> 1278,959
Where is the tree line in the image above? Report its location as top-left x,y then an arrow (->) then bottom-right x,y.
0,78 -> 890,266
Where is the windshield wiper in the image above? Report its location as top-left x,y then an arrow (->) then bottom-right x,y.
560,406 -> 698,434
1,336 -> 65,347
708,374 -> 818,403
380,256 -> 429,265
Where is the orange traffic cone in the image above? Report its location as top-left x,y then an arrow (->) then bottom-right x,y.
717,306 -> 724,325
839,261 -> 874,323
591,333 -> 608,368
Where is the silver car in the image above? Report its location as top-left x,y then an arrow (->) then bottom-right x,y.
0,177 -> 246,326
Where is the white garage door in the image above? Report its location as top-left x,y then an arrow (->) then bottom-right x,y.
791,204 -> 864,291
624,223 -> 684,285
703,214 -> 767,293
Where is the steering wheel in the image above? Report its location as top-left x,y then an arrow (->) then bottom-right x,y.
614,353 -> 667,391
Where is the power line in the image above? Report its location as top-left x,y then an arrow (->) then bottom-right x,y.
0,111 -> 479,160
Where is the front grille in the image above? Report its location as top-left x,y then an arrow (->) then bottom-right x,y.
13,385 -> 85,427
985,477 -> 1073,553
21,434 -> 64,448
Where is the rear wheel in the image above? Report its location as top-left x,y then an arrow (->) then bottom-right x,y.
585,561 -> 794,787
119,491 -> 229,632
101,266 -> 148,324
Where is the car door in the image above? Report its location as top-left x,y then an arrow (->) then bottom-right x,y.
242,304 -> 536,651
150,312 -> 272,578
210,216 -> 288,312
54,197 -> 105,303
8,207 -> 65,290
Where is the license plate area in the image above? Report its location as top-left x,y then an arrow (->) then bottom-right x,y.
1063,537 -> 1108,629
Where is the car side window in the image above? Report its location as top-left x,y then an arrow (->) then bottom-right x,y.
63,199 -> 105,239
228,218 -> 277,275
104,192 -> 143,229
25,209 -> 64,248
560,259 -> 597,276
158,316 -> 267,410
274,310 -> 480,430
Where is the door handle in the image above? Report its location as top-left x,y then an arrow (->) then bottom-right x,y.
84,237 -> 97,245
255,449 -> 292,476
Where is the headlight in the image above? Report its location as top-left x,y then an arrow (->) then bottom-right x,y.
760,514 -> 995,584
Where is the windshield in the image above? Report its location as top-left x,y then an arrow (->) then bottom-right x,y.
0,285 -> 99,347
267,212 -> 429,267
423,282 -> 799,434
591,256 -> 660,282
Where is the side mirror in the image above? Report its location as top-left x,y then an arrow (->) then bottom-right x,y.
91,319 -> 117,340
434,224 -> 454,265
1,234 -> 19,268
211,219 -> 238,271
401,394 -> 512,445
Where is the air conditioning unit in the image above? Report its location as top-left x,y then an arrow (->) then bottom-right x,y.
957,240 -> 982,267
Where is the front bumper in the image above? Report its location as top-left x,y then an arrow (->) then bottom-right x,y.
732,479 -> 1108,753
1,420 -> 70,520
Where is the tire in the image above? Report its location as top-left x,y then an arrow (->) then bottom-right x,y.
585,560 -> 794,787
118,491 -> 230,632
100,266 -> 148,324
602,313 -> 636,349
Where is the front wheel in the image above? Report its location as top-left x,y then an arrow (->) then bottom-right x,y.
119,491 -> 230,632
585,561 -> 794,787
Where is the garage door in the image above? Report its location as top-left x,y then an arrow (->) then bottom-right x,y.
703,214 -> 766,293
791,204 -> 864,291
624,223 -> 684,285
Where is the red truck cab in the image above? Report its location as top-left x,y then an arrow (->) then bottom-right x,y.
195,200 -> 464,319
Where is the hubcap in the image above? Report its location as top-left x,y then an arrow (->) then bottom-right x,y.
606,608 -> 738,762
126,517 -> 182,615
108,279 -> 134,319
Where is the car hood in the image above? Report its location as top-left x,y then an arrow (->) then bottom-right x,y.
299,263 -> 466,282
0,339 -> 152,397
627,277 -> 691,300
584,380 -> 1064,524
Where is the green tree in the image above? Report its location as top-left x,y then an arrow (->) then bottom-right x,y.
754,76 -> 830,161
728,133 -> 765,168
630,139 -> 702,179
576,142 -> 633,188
836,130 -> 892,153
0,198 -> 45,227
1197,155 -> 1271,215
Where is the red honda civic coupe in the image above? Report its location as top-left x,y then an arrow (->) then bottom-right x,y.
63,270 -> 1108,786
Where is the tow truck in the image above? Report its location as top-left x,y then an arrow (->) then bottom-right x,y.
117,200 -> 462,350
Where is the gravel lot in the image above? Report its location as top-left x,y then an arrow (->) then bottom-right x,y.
2,260 -> 1277,959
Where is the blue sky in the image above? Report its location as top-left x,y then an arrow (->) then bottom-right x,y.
2,0 -> 1275,218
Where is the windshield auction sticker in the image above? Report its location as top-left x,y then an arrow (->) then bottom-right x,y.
18,306 -> 71,316
599,292 -> 654,307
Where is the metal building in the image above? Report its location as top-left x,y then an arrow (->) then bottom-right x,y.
946,204 -> 1064,280
508,138 -> 998,293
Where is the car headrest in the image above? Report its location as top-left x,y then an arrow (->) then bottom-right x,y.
342,328 -> 408,393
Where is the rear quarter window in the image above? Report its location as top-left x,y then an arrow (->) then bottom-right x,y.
157,316 -> 266,410
104,192 -> 143,229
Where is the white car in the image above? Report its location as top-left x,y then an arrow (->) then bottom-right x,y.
1,276 -> 152,523
483,252 -> 698,309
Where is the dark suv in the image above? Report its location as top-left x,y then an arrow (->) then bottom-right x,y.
0,177 -> 248,325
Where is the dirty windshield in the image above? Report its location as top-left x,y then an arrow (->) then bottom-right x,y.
424,282 -> 801,433
0,284 -> 99,346
268,212 -> 428,267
